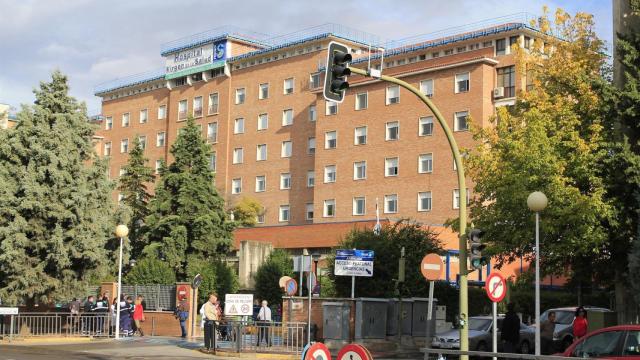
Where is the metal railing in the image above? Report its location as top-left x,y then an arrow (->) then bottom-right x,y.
1,313 -> 114,340
211,321 -> 307,354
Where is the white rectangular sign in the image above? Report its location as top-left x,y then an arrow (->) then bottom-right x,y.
292,256 -> 312,272
334,259 -> 374,277
224,294 -> 253,316
165,45 -> 214,76
0,307 -> 18,315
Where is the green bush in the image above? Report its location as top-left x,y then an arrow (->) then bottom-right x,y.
186,258 -> 239,305
254,249 -> 294,306
124,257 -> 176,285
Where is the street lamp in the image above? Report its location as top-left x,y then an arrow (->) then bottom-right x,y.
114,224 -> 129,340
527,191 -> 547,356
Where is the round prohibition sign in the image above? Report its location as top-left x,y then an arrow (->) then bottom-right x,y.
305,342 -> 332,360
485,272 -> 507,303
337,344 -> 373,360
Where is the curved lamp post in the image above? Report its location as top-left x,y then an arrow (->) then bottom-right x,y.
114,224 -> 129,339
527,192 -> 547,356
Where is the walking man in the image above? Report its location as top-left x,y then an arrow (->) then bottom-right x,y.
541,311 -> 556,354
175,298 -> 189,338
500,303 -> 521,353
203,293 -> 220,352
256,300 -> 272,346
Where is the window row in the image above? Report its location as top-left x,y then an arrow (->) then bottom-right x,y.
104,106 -> 167,130
234,77 -> 298,105
177,93 -> 220,120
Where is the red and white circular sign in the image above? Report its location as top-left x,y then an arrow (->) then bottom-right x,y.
337,344 -> 372,360
305,342 -> 331,360
420,253 -> 444,281
485,272 -> 507,303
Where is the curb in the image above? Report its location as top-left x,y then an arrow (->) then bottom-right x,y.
2,337 -> 112,345
195,349 -> 299,359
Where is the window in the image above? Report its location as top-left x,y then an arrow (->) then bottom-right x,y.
139,109 -> 148,123
280,173 -> 291,190
193,96 -> 203,117
418,192 -> 432,211
353,197 -> 366,215
256,213 -> 265,224
281,141 -> 292,158
509,36 -> 519,47
235,88 -> 245,104
105,116 -> 113,130
326,100 -> 337,115
324,165 -> 336,183
155,159 -> 162,175
483,40 -> 493,48
419,153 -> 433,173
526,66 -> 535,91
444,49 -> 453,56
208,93 -> 219,114
120,139 -> 129,153
122,113 -> 130,127
573,331 -> 624,358
158,105 -> 166,120
524,36 -> 532,50
386,85 -> 400,104
310,73 -> 321,89
308,137 -> 316,154
234,118 -> 245,134
307,171 -> 315,187
174,77 -> 187,87
258,113 -> 268,130
282,109 -> 293,126
497,66 -> 516,98
137,135 -> 146,150
454,111 -> 469,132
209,152 -> 216,172
455,73 -> 470,93
256,144 -> 267,161
153,132 -> 164,147
207,122 -> 218,143
622,330 -> 640,356
355,92 -> 368,110
323,199 -> 335,217
232,178 -> 242,194
233,148 -> 244,164
386,121 -> 399,141
420,79 -> 434,97
325,131 -> 337,149
419,116 -> 434,136
496,38 -> 506,55
354,126 -> 367,145
104,142 -> 112,156
259,83 -> 269,99
256,176 -> 266,192
385,157 -> 399,176
306,203 -> 314,220
353,161 -> 366,180
284,78 -> 294,94
178,100 -> 187,120
453,188 -> 470,209
279,205 -> 290,222
309,105 -> 317,121
384,194 -> 398,213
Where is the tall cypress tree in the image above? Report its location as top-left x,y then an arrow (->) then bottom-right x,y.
118,137 -> 154,260
143,117 -> 234,277
0,71 -> 114,305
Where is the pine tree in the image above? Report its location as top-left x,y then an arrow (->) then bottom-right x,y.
143,117 -> 234,277
0,71 -> 114,305
117,137 -> 154,260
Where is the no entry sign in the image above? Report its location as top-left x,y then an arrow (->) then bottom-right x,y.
485,272 -> 507,303
420,253 -> 444,281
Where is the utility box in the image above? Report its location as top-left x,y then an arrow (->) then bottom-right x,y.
355,298 -> 388,339
411,297 -> 438,337
322,302 -> 350,341
387,298 -> 414,336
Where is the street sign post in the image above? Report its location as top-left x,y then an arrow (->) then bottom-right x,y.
485,272 -> 507,360
334,249 -> 374,299
421,253 -> 444,348
224,294 -> 254,316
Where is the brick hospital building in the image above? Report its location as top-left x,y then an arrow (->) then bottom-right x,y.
94,15 -> 560,286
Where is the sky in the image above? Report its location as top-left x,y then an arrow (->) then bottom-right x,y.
0,0 -> 613,114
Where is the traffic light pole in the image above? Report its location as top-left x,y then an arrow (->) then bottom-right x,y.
348,66 -> 469,359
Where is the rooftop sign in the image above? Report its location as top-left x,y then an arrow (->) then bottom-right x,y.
165,40 -> 227,80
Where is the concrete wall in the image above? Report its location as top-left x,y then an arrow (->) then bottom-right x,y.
238,240 -> 273,289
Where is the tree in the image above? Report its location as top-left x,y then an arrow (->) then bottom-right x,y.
143,117 -> 235,277
232,196 -> 263,227
117,137 -> 155,260
0,71 -> 114,305
327,220 -> 442,298
124,257 -> 176,285
254,249 -> 294,306
186,258 -> 239,305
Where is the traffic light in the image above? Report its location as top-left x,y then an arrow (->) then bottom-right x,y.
468,229 -> 487,270
323,41 -> 352,103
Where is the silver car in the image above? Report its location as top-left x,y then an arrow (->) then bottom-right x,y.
431,316 -> 535,354
539,306 -> 612,351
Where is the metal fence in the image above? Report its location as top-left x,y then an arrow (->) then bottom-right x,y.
210,321 -> 307,354
1,313 -> 113,340
121,285 -> 176,311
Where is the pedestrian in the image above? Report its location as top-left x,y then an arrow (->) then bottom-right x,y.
83,295 -> 97,335
203,293 -> 220,352
69,297 -> 81,332
200,301 -> 206,334
175,298 -> 190,338
119,295 -> 134,337
256,300 -> 272,346
500,303 -> 521,353
95,294 -> 109,335
133,295 -> 145,336
540,311 -> 556,354
573,307 -> 588,341
110,297 -> 118,336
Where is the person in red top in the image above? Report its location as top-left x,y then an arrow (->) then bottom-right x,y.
133,295 -> 145,336
572,306 -> 588,341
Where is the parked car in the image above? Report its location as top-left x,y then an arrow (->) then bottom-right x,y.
431,316 -> 535,354
559,325 -> 640,359
539,306 -> 612,351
